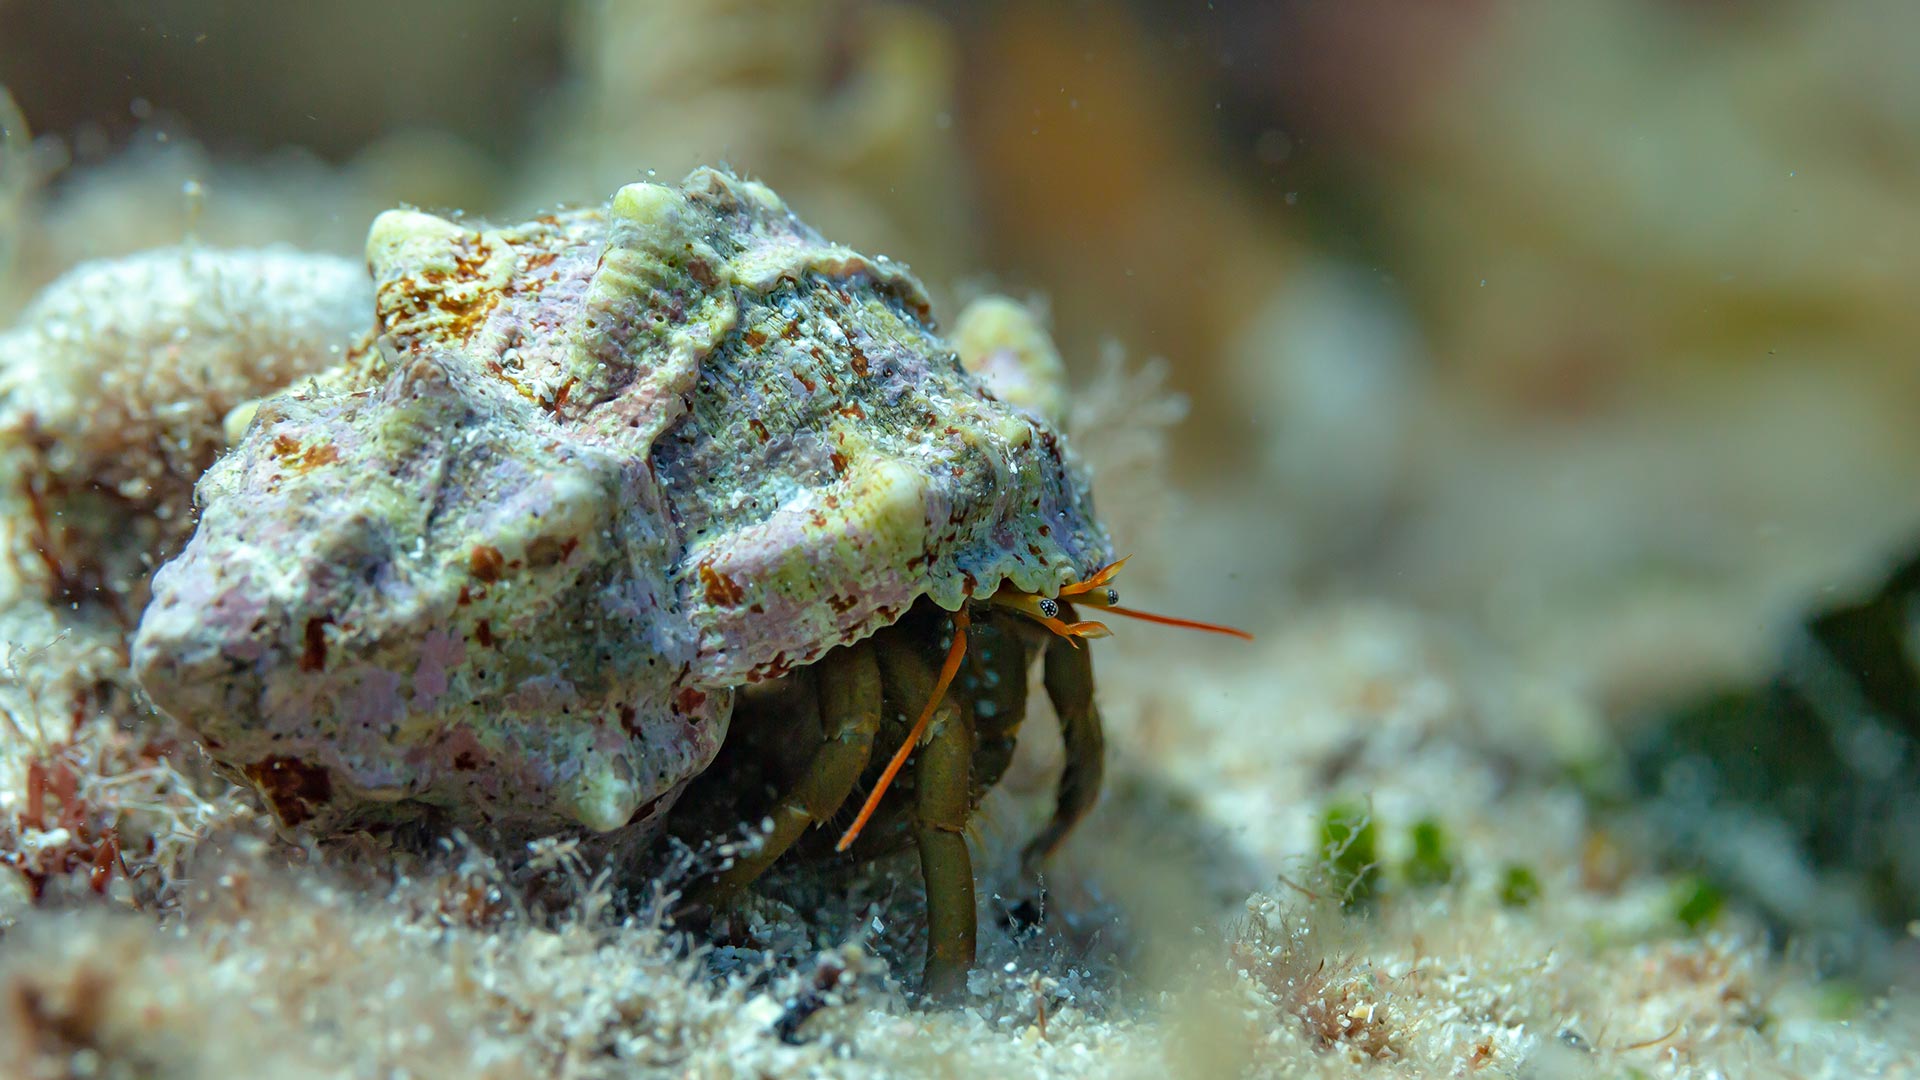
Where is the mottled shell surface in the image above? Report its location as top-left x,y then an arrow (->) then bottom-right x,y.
640,176 -> 1111,684
133,168 -> 1110,839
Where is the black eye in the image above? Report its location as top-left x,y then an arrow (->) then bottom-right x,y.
1039,598 -> 1059,619
1106,589 -> 1119,606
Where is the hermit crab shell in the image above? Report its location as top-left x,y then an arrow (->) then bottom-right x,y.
635,175 -> 1112,684
133,167 -> 1111,838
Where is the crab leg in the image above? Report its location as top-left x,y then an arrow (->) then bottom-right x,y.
838,609 -> 969,852
871,631 -> 978,996
1021,621 -> 1106,873
910,676 -> 977,998
967,620 -> 1032,797
700,645 -> 883,905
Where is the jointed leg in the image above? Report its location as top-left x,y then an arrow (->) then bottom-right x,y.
700,645 -> 882,905
966,622 -> 1031,798
912,690 -> 976,999
876,631 -> 979,997
1021,632 -> 1105,873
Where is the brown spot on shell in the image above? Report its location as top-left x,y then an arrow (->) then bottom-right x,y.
475,620 -> 494,648
526,535 -> 578,568
299,617 -> 330,672
244,757 -> 333,826
675,687 -> 709,715
469,545 -> 506,582
423,244 -> 504,339
270,435 -> 340,474
699,563 -> 746,607
746,652 -> 793,683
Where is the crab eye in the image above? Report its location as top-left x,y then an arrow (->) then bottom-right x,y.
1038,598 -> 1060,619
1106,588 -> 1119,606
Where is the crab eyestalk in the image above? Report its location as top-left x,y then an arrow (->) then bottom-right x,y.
1055,558 -> 1257,641
998,558 -> 1256,644
987,589 -> 1113,644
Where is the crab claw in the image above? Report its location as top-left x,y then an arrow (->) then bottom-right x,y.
1037,615 -> 1113,645
1057,556 -> 1130,598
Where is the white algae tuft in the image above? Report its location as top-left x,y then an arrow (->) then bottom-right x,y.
0,247 -> 370,621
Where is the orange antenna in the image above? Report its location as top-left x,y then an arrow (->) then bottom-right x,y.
1096,605 -> 1255,641
837,608 -> 971,852
1057,557 -> 1254,641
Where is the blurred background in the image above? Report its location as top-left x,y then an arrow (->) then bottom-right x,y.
7,0 -> 1918,682
4,0 -> 1919,977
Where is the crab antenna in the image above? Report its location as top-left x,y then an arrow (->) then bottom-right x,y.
1099,604 -> 1255,641
836,608 -> 971,852
1059,557 -> 1254,641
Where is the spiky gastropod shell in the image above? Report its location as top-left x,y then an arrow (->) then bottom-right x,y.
134,167 -> 1110,840
134,202 -> 718,838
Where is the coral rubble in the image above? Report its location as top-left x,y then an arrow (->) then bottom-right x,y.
0,247 -> 369,623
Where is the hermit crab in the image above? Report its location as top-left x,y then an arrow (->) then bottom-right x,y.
131,168 -> 1245,993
